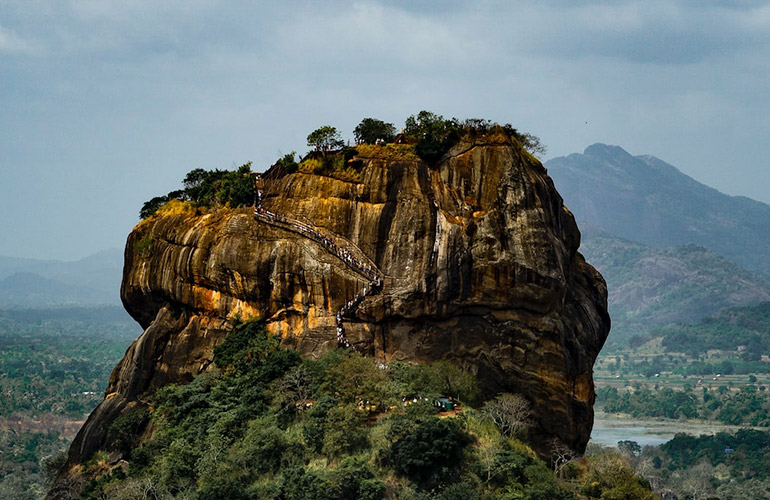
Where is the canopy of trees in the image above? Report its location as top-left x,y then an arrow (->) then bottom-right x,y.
354,118 -> 396,145
403,110 -> 547,164
139,114 -> 546,217
140,163 -> 254,219
307,126 -> 344,153
70,319 -> 661,500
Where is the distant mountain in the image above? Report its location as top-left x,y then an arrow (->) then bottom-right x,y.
547,144 -> 770,280
0,249 -> 123,307
0,272 -> 111,307
579,227 -> 770,348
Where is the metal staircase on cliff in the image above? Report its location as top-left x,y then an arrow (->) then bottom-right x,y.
254,174 -> 382,350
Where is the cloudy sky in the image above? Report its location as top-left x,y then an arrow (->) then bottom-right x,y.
2,0 -> 769,260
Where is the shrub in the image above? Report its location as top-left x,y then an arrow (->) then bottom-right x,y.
233,418 -> 287,474
133,235 -> 153,256
156,438 -> 200,492
276,152 -> 299,174
321,405 -> 368,457
197,478 -> 251,500
321,353 -> 389,407
280,466 -> 340,500
140,196 -> 171,219
404,110 -> 459,164
214,320 -> 278,373
140,163 -> 254,219
298,149 -> 363,182
388,417 -> 471,487
437,482 -> 480,500
355,143 -> 419,161
106,406 -> 149,454
298,157 -> 323,174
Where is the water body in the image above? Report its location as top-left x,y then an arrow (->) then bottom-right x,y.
590,417 -> 672,448
590,413 -> 750,448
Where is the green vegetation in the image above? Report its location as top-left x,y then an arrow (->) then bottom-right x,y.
274,152 -> 299,174
75,319 -> 654,500
139,113 -> 545,216
592,298 -> 770,434
0,307 -> 140,417
594,302 -> 770,427
133,235 -> 153,256
659,302 -> 770,358
355,143 -> 420,161
598,429 -> 770,499
402,111 -> 546,164
307,126 -> 345,153
298,147 -> 364,183
354,118 -> 396,145
0,306 -> 141,500
599,385 -> 770,426
0,428 -> 69,500
140,162 -> 254,219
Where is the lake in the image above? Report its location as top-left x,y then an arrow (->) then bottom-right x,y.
590,412 -> 753,448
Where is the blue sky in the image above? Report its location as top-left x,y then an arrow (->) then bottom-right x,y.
2,0 -> 769,260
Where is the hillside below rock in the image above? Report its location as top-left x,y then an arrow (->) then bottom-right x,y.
52,130 -> 609,497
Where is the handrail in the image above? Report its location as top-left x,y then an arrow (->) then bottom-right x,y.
254,175 -> 382,349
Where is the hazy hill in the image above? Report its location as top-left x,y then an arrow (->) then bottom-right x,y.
547,144 -> 770,280
0,248 -> 123,307
658,301 -> 770,357
579,227 -> 770,347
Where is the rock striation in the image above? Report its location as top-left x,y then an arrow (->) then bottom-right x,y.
53,129 -> 609,495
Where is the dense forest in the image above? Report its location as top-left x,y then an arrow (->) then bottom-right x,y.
71,320 -> 656,500
0,307 -> 139,417
598,385 -> 770,426
613,430 -> 770,498
0,307 -> 140,500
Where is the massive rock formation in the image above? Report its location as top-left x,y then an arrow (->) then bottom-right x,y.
54,129 -> 609,494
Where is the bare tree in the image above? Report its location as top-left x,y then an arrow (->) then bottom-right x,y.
549,437 -> 576,478
482,393 -> 531,437
678,461 -> 716,500
476,438 -> 500,484
476,436 -> 521,486
518,132 -> 547,156
103,477 -> 160,500
275,365 -> 316,416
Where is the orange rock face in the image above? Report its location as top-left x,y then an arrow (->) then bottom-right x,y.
62,130 -> 609,477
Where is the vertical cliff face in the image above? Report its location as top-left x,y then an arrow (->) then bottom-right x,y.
59,129 -> 609,486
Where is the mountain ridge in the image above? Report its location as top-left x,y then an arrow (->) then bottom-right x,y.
0,249 -> 123,307
547,144 -> 770,279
